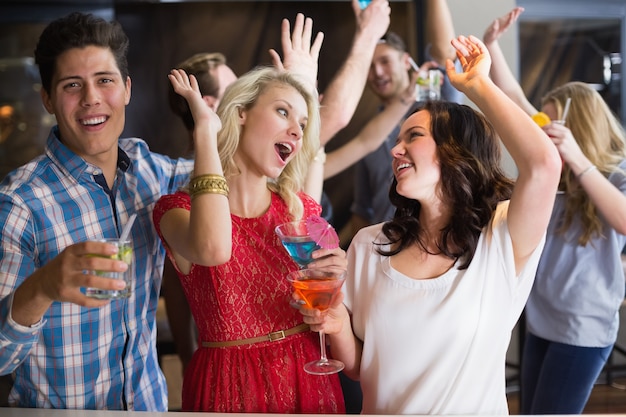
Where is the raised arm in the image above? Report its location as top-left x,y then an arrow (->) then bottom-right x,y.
317,0 -> 391,145
482,7 -> 537,116
543,110 -> 626,235
303,55 -> 414,200
424,0 -> 457,66
158,70 -> 231,271
323,70 -> 417,179
269,13 -> 324,92
301,1 -> 389,199
447,35 -> 561,272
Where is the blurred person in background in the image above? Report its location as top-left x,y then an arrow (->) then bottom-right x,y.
339,0 -> 463,247
484,7 -> 626,414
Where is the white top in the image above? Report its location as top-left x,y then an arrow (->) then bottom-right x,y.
343,202 -> 544,415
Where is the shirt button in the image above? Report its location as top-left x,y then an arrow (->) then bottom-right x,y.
12,359 -> 19,364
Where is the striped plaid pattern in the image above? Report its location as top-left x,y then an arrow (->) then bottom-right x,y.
0,127 -> 192,410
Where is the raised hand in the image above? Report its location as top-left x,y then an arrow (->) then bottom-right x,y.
268,13 -> 324,89
168,69 -> 221,133
351,0 -> 391,41
483,7 -> 524,45
446,35 -> 492,93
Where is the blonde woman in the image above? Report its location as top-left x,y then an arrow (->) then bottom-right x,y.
154,64 -> 347,412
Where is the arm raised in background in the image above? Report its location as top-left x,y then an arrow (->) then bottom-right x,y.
424,0 -> 457,66
482,7 -> 537,116
446,35 -> 561,273
301,0 -> 390,201
318,0 -> 391,145
269,13 -> 324,92
543,120 -> 626,235
303,55 -> 416,201
323,69 -> 418,179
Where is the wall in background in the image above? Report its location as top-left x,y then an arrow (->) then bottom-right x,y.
0,0 -> 517,227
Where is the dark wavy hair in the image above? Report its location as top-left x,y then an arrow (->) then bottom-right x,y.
34,12 -> 129,94
377,100 -> 515,269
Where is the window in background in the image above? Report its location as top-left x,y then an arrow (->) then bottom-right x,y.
518,0 -> 625,122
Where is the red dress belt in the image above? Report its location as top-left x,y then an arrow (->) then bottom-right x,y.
200,323 -> 310,348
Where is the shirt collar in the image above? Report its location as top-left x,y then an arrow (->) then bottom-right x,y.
45,126 -> 131,180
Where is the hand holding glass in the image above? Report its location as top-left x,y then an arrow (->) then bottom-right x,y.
85,238 -> 133,299
416,69 -> 441,101
287,268 -> 346,375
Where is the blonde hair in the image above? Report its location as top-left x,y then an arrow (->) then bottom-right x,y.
216,66 -> 320,220
542,81 -> 626,245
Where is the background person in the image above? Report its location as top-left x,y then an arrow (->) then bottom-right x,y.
484,8 -> 626,414
339,0 -> 463,247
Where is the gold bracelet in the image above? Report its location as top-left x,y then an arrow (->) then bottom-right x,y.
577,165 -> 597,180
189,174 -> 229,199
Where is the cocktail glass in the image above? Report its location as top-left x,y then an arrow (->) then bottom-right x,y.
286,268 -> 346,375
85,238 -> 133,299
275,220 -> 321,268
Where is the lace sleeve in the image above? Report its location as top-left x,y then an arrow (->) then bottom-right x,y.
153,191 -> 191,245
299,191 -> 322,218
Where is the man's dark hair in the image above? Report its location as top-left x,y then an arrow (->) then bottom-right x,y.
378,31 -> 407,53
34,12 -> 130,94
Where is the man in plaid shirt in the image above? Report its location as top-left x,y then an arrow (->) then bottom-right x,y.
0,12 -> 192,410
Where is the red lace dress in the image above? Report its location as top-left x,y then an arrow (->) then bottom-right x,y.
153,191 -> 345,413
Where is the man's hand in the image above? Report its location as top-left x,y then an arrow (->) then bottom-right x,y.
352,0 -> 391,42
268,13 -> 324,90
12,241 -> 129,326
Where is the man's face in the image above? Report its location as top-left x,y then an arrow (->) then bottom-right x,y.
206,64 -> 238,111
41,45 -> 130,166
367,43 -> 411,103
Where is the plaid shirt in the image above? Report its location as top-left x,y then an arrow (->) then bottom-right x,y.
0,127 -> 192,410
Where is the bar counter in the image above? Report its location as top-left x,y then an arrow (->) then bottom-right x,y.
3,410 -> 626,417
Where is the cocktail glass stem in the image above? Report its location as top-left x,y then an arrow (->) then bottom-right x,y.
303,329 -> 344,375
318,331 -> 330,365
